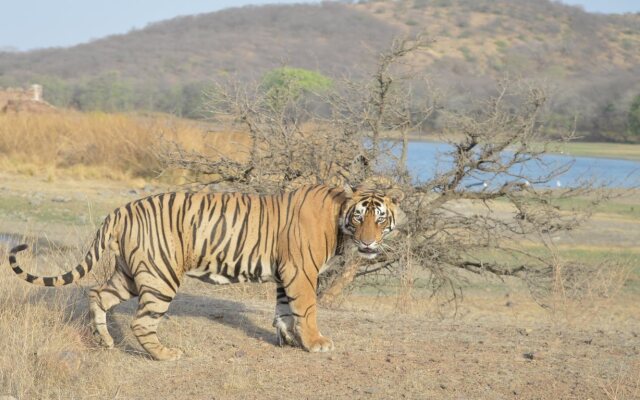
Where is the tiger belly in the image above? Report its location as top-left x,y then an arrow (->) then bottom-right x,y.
185,260 -> 275,285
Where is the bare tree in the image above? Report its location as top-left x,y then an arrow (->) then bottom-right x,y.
162,70 -> 372,192
161,34 -> 625,310
324,34 -> 438,182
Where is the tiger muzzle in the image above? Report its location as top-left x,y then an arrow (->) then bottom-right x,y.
355,241 -> 381,259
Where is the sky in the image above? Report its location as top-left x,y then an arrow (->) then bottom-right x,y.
0,0 -> 638,51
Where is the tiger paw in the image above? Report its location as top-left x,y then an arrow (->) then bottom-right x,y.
276,326 -> 298,347
273,316 -> 297,347
303,335 -> 334,353
152,347 -> 184,361
92,331 -> 115,349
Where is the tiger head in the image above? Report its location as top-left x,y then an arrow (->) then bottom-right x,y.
341,185 -> 405,260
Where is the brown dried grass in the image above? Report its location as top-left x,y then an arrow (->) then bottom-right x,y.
0,111 -> 247,181
0,242 -> 116,399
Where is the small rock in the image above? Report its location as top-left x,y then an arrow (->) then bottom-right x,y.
523,352 -> 535,360
234,350 -> 246,358
38,351 -> 82,376
51,196 -> 71,203
505,301 -> 514,307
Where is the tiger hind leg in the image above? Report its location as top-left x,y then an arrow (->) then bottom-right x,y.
88,264 -> 138,349
130,288 -> 182,361
273,285 -> 297,347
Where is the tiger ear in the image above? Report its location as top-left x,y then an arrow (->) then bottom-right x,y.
386,187 -> 405,204
342,184 -> 355,199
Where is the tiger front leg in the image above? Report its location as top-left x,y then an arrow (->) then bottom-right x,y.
279,263 -> 334,352
273,285 -> 297,347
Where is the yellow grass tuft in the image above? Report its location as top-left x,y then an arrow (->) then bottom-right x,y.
0,243 -> 115,399
0,110 -> 247,181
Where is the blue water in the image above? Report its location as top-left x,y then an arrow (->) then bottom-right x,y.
402,141 -> 640,188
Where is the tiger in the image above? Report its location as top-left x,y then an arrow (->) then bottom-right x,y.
8,184 -> 404,361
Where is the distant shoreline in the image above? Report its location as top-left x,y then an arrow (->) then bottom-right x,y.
384,134 -> 640,162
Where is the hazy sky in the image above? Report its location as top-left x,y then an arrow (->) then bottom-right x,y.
1,0 -> 638,51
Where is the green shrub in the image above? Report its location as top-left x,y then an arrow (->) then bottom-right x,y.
261,67 -> 333,110
628,94 -> 640,140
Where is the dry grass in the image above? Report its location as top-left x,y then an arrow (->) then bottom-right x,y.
0,111 -> 248,181
1,238 -> 638,399
0,242 -> 116,399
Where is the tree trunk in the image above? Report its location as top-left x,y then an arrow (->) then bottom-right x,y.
399,127 -> 409,183
318,258 -> 361,308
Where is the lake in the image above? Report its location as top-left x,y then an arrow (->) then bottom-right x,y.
403,141 -> 640,188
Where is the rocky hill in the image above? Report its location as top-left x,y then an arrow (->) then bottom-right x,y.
0,3 -> 398,83
0,0 -> 638,139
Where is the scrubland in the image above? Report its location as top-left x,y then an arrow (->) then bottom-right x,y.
0,111 -> 638,399
0,175 -> 637,399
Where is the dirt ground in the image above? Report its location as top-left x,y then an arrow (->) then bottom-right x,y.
1,172 -> 639,399
93,279 -> 639,400
5,277 -> 637,400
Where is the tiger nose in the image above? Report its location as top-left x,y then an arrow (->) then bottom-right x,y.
361,239 -> 375,246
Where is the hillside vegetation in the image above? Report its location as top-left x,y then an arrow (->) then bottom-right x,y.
0,0 -> 639,141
